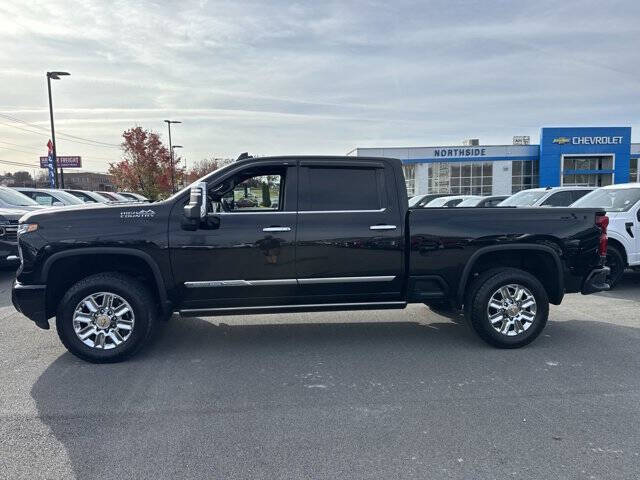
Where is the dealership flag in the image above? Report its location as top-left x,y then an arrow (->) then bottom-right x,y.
46,140 -> 55,188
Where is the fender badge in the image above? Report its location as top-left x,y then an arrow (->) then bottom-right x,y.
120,209 -> 156,219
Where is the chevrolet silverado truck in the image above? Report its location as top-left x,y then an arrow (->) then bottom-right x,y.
12,156 -> 610,363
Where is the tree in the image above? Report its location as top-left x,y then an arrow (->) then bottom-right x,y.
108,126 -> 183,200
9,171 -> 33,186
186,157 -> 233,184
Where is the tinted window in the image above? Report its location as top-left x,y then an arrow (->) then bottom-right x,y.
541,191 -> 574,206
571,190 -> 591,202
303,167 -> 381,211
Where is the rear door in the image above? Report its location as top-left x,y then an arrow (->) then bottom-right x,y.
295,159 -> 404,304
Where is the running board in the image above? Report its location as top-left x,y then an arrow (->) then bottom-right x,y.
179,301 -> 407,317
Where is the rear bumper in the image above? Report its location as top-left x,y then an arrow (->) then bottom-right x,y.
11,281 -> 49,329
581,266 -> 610,295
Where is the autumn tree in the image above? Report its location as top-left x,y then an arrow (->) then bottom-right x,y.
109,126 -> 183,200
186,157 -> 232,184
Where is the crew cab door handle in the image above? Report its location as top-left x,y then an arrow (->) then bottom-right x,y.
369,225 -> 397,231
263,226 -> 291,232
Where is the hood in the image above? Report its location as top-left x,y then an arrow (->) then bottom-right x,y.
0,207 -> 33,222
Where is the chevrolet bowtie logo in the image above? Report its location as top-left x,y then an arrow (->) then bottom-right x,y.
552,137 -> 571,145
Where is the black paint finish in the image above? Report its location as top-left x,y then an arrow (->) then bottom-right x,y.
12,156 -> 607,327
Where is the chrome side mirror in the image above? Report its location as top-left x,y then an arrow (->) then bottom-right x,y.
183,182 -> 207,230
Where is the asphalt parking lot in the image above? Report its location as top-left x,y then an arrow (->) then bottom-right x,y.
1,269 -> 639,479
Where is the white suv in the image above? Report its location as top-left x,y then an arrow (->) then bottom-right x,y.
498,186 -> 595,207
571,183 -> 640,287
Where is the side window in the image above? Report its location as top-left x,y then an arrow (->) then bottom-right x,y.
34,193 -> 55,206
572,190 -> 591,203
211,168 -> 285,213
541,191 -> 573,206
302,167 -> 382,211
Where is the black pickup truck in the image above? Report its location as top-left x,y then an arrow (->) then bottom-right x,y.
12,156 -> 610,362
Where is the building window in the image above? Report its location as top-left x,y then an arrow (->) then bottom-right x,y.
630,158 -> 638,183
403,164 -> 416,196
431,162 -> 492,195
562,155 -> 614,187
512,160 -> 539,193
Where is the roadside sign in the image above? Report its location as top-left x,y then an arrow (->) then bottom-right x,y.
39,156 -> 82,168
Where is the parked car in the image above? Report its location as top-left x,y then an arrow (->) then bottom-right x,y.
456,195 -> 509,207
0,187 -> 43,211
12,155 -> 609,363
571,183 -> 640,287
63,189 -> 114,203
0,207 -> 31,267
97,191 -> 132,202
423,195 -> 483,207
408,193 -> 449,208
118,192 -> 151,202
14,187 -> 84,207
498,186 -> 594,207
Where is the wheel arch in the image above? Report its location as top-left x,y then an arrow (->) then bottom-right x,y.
42,248 -> 169,318
456,244 -> 564,307
606,237 -> 628,266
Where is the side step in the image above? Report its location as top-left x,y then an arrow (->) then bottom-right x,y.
179,301 -> 407,317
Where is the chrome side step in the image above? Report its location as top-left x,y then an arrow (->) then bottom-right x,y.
179,301 -> 407,317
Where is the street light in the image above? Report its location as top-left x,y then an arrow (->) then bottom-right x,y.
172,145 -> 183,188
47,71 -> 70,188
164,120 -> 181,193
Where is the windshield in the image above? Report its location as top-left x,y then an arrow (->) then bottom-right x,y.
572,187 -> 640,212
408,195 -> 424,207
53,190 -> 84,204
0,188 -> 39,206
425,197 -> 455,207
457,197 -> 482,207
498,190 -> 547,206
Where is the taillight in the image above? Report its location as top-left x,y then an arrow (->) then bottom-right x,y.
596,214 -> 608,257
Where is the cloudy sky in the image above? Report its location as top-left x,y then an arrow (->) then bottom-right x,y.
0,0 -> 639,173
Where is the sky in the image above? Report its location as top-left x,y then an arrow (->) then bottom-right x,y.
0,0 -> 639,174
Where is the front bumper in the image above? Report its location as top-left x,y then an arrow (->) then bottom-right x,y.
12,281 -> 49,329
581,266 -> 610,295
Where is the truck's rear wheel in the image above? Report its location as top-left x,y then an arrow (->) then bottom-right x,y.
56,273 -> 156,363
466,268 -> 549,348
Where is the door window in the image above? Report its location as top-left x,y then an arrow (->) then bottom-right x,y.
211,168 -> 285,213
33,193 -> 56,205
301,167 -> 383,211
540,191 -> 574,206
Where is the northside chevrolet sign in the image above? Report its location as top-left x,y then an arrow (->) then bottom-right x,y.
552,136 -> 624,146
433,147 -> 487,158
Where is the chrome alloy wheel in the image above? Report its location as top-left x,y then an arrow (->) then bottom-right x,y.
486,284 -> 537,337
72,292 -> 135,349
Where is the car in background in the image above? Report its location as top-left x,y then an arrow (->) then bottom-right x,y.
423,195 -> 483,208
118,191 -> 151,202
497,186 -> 594,208
408,193 -> 449,208
63,189 -> 115,203
97,191 -> 132,202
0,187 -> 44,211
456,195 -> 509,207
14,187 -> 84,207
571,183 -> 640,287
0,207 -> 31,267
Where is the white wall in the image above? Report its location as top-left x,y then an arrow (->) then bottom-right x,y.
492,161 -> 513,195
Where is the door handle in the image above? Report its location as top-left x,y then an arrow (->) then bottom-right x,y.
369,225 -> 397,230
263,226 -> 291,232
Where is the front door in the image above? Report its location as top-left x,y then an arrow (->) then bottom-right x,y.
170,162 -> 298,310
294,159 -> 404,304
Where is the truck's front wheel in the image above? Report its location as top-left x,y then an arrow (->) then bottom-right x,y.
466,268 -> 549,348
56,273 -> 156,363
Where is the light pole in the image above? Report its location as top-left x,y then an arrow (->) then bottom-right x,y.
164,120 -> 181,193
47,71 -> 70,188
172,145 -> 183,189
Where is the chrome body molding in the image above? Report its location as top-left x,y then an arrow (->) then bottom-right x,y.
184,276 -> 396,288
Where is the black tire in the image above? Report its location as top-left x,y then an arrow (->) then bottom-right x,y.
605,245 -> 625,289
465,268 -> 549,349
56,272 -> 157,363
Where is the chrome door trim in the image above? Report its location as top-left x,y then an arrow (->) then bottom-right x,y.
298,208 -> 386,214
262,226 -> 292,232
185,279 -> 297,288
180,301 -> 407,314
298,275 -> 396,285
184,276 -> 395,288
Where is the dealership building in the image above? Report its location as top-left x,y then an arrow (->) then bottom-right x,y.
348,127 -> 640,197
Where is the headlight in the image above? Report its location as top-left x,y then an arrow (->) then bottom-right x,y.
17,223 -> 38,235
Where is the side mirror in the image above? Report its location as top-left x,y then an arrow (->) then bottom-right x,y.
182,182 -> 207,230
